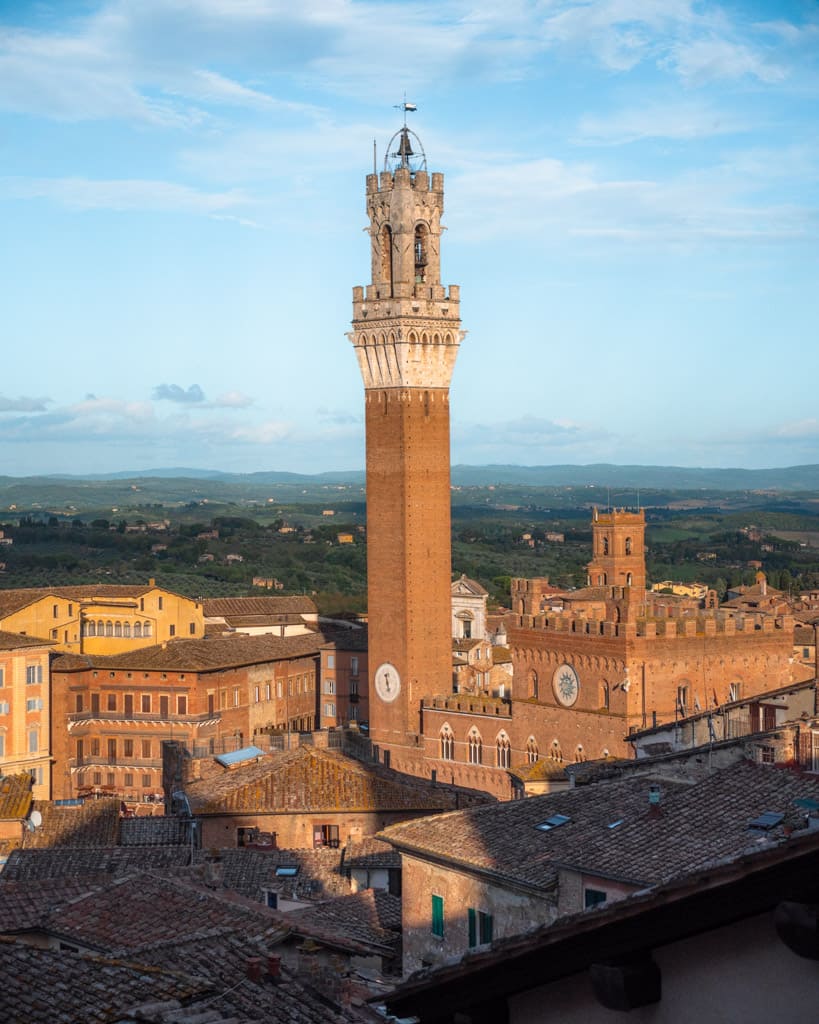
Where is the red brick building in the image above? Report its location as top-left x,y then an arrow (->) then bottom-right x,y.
50,633 -> 328,801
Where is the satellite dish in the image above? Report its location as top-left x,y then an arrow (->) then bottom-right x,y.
29,810 -> 42,828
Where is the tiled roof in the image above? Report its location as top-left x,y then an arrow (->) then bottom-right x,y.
44,871 -> 280,956
203,847 -> 352,902
344,836 -> 401,870
320,625 -> 369,651
203,596 -> 318,618
52,630 -> 328,674
452,575 -> 488,597
0,629 -> 52,650
281,888 -> 402,958
0,876 -> 370,1023
380,762 -> 819,892
21,798 -> 120,848
508,759 -> 569,783
119,815 -> 191,846
185,746 -> 473,815
0,937 -> 215,1024
0,773 -> 33,820
0,584 -> 170,618
0,845 -> 193,881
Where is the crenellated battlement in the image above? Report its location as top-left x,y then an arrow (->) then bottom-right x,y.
512,606 -> 794,640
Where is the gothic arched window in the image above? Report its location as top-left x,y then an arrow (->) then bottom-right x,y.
440,726 -> 454,761
496,733 -> 511,769
625,537 -> 633,555
526,737 -> 539,764
468,729 -> 482,765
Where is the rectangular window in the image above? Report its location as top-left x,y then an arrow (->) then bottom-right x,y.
276,680 -> 283,699
26,698 -> 44,712
325,679 -> 335,694
107,772 -> 115,786
677,685 -> 688,714
107,738 -> 117,763
324,702 -> 335,718
728,682 -> 741,703
91,693 -> 100,714
190,622 -> 196,635
26,664 -> 43,685
93,771 -> 102,786
159,695 -> 169,717
123,739 -> 134,758
124,693 -> 133,716
169,624 -> 175,637
177,695 -> 187,715
158,596 -> 163,610
0,668 -> 4,686
351,656 -> 359,675
0,701 -> 9,715
0,734 -> 4,756
51,628 -> 58,640
141,694 -> 151,714
53,604 -> 58,618
68,604 -> 73,616
28,728 -> 38,753
313,824 -> 339,849
233,687 -> 240,707
265,683 -> 271,701
584,888 -> 608,908
254,686 -> 260,703
327,654 -> 335,669
91,739 -> 100,757
804,647 -> 811,659
124,773 -> 133,787
431,895 -> 444,938
76,739 -> 84,764
350,677 -> 359,696
350,704 -> 358,720
288,679 -> 294,696
760,745 -> 775,764
107,693 -> 117,711
142,739 -> 151,758
142,774 -> 151,788
468,909 -> 494,948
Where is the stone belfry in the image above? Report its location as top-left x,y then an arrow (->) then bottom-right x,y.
587,506 -> 647,592
349,120 -> 464,766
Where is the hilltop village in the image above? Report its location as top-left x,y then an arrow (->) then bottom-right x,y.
1,126 -> 819,1023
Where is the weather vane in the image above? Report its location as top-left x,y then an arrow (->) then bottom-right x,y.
394,95 -> 417,127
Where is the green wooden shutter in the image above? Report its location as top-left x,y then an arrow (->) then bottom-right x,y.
432,894 -> 444,937
467,907 -> 476,947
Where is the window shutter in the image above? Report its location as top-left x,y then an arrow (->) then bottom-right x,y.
467,907 -> 476,948
431,894 -> 444,938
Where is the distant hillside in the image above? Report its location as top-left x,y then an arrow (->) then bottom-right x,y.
450,464 -> 819,491
3,464 -> 818,493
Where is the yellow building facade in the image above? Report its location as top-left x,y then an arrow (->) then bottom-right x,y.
0,583 -> 204,655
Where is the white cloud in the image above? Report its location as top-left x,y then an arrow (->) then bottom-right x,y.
0,176 -> 250,214
575,101 -> 749,145
0,394 -> 51,412
666,37 -> 786,85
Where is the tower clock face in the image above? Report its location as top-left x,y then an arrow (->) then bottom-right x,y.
552,663 -> 580,707
374,662 -> 401,703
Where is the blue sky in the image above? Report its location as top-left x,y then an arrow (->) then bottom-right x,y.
1,0 -> 817,476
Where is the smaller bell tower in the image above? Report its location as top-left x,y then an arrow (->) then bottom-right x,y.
587,507 -> 646,591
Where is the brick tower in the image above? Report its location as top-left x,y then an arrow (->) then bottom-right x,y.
587,506 -> 646,591
349,122 -> 463,766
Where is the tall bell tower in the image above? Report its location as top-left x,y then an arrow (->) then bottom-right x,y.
349,121 -> 464,767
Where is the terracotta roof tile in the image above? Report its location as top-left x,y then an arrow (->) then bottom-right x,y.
0,773 -> 33,821
185,746 -> 481,815
0,629 -> 53,650
281,888 -> 402,958
52,631 -> 327,674
380,762 -> 819,892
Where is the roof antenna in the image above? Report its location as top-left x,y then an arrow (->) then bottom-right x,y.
373,139 -> 377,175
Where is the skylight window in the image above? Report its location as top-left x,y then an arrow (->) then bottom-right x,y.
607,819 -> 624,830
275,865 -> 299,877
535,813 -> 571,831
747,811 -> 784,832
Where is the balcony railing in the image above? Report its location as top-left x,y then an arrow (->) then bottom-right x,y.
68,710 -> 217,725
